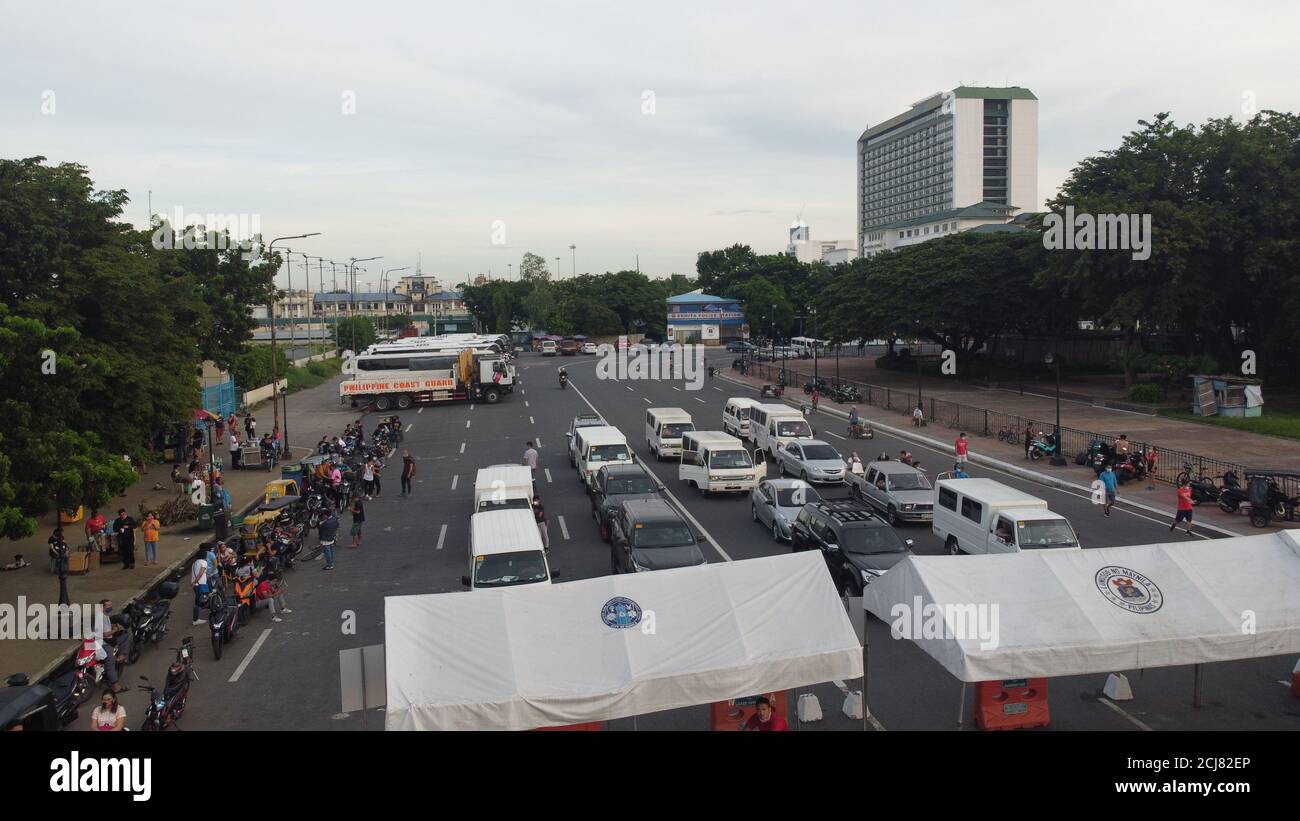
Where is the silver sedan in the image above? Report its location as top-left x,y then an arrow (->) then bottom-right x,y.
750,479 -> 822,542
776,440 -> 846,485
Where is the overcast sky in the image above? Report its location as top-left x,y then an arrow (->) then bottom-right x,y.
4,1 -> 1297,288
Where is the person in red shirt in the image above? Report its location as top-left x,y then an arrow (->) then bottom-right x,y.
1170,480 -> 1195,536
954,432 -> 969,464
741,696 -> 789,731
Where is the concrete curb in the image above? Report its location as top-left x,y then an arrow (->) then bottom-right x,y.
716,372 -> 1245,539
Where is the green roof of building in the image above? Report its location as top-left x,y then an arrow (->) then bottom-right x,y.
881,201 -> 1018,230
952,86 -> 1037,101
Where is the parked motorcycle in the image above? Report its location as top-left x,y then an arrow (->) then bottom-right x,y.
70,637 -> 107,705
1028,433 -> 1060,461
1216,470 -> 1248,513
124,599 -> 171,665
208,593 -> 240,660
139,637 -> 195,731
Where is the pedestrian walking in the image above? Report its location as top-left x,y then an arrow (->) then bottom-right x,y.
952,463 -> 970,479
244,414 -> 256,442
214,416 -> 225,446
272,426 -> 283,458
348,496 -> 365,549
1170,480 -> 1195,536
317,509 -> 339,570
229,429 -> 241,469
361,458 -> 375,500
112,508 -> 137,569
954,432 -> 969,464
400,450 -> 416,496
371,458 -> 382,496
1099,464 -> 1118,517
811,387 -> 820,412
1024,422 -> 1034,460
190,548 -> 210,625
523,440 -> 539,481
141,511 -> 161,566
533,495 -> 550,554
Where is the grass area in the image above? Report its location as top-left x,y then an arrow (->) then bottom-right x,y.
1160,408 -> 1300,441
284,356 -> 343,394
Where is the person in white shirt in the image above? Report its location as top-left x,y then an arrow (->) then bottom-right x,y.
522,441 -> 539,479
191,550 -> 210,625
90,691 -> 126,731
848,452 -> 865,476
912,404 -> 925,427
229,429 -> 242,469
362,459 -> 375,500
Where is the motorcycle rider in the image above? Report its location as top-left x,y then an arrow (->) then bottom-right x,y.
558,367 -> 568,388
848,406 -> 862,437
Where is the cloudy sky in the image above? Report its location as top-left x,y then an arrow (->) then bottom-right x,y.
4,1 -> 1297,288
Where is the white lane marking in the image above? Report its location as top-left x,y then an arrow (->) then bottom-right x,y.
451,475 -> 458,490
470,404 -> 475,410
694,397 -> 706,404
405,423 -> 413,432
627,386 -> 634,391
558,515 -> 570,540
466,419 -> 471,428
436,524 -> 447,550
525,400 -> 530,407
535,437 -> 541,447
569,381 -> 731,562
1098,696 -> 1154,731
827,431 -> 846,440
643,398 -> 651,404
530,416 -> 535,424
544,468 -> 553,484
459,442 -> 466,454
714,387 -> 724,392
418,407 -> 424,414
228,628 -> 273,683
672,386 -> 681,392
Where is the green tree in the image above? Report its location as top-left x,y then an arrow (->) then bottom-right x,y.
331,316 -> 376,352
519,251 -> 550,283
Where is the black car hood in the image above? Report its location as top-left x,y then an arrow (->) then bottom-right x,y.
631,544 -> 705,571
846,550 -> 909,574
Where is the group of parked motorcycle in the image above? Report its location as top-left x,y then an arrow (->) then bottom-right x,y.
1178,466 -> 1300,527
802,377 -> 862,404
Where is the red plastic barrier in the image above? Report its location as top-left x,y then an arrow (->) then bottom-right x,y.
974,678 -> 1050,731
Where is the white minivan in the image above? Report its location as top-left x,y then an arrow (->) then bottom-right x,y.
540,340 -> 558,356
573,425 -> 634,490
932,478 -> 1081,555
679,431 -> 766,495
750,403 -> 814,460
473,465 -> 534,513
462,509 -> 554,590
645,407 -> 694,460
722,397 -> 761,439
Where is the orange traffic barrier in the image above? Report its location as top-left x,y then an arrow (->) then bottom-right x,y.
974,678 -> 1050,731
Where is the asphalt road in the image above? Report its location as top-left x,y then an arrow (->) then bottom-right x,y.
103,350 -> 1300,732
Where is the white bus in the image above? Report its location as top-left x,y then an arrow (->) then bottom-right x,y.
790,337 -> 829,357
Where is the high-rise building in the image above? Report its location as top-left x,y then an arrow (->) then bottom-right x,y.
857,86 -> 1038,256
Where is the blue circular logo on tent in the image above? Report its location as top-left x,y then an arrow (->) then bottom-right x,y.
601,597 -> 642,629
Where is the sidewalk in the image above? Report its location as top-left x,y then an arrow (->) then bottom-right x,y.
720,368 -> 1295,537
0,387 -> 343,682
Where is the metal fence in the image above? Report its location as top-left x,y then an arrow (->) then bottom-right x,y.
737,359 -> 1298,500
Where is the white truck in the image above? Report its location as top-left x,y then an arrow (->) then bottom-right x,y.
340,347 -> 515,410
473,465 -> 534,513
932,478 -> 1081,555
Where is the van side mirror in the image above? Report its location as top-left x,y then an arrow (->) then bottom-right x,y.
460,575 -> 471,588
825,542 -> 840,552
550,569 -> 561,579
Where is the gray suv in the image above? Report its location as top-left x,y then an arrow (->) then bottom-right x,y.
609,499 -> 705,574
590,463 -> 664,542
847,460 -> 934,525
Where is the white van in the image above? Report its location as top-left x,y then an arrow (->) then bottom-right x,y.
645,407 -> 695,460
932,478 -> 1081,555
679,431 -> 766,495
573,425 -> 634,490
750,403 -> 814,460
722,397 -> 761,439
540,340 -> 558,356
473,465 -> 533,513
462,509 -> 554,590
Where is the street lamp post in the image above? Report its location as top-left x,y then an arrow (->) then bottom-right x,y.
1045,352 -> 1067,466
348,256 -> 383,354
382,267 -> 410,336
267,233 -> 321,455
811,306 -> 819,385
769,303 -> 776,376
914,320 -> 923,412
555,257 -> 561,281
569,245 -> 576,277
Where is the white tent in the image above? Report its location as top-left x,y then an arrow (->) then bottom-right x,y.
861,531 -> 1300,682
384,551 -> 862,731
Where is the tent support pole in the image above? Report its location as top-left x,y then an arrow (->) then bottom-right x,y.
862,640 -> 869,733
1192,664 -> 1202,708
956,681 -> 966,731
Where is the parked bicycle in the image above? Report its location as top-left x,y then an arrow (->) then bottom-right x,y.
996,424 -> 1020,445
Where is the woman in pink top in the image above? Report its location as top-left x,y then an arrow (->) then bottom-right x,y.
90,690 -> 126,731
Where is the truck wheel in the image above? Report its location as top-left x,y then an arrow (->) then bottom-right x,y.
887,505 -> 899,526
396,394 -> 413,410
946,536 -> 962,556
483,389 -> 500,404
374,396 -> 393,412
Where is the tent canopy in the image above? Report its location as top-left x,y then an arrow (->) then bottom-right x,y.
861,531 -> 1300,682
385,551 -> 862,731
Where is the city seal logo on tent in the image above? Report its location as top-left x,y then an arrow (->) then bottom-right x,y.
1095,566 -> 1163,614
601,597 -> 642,629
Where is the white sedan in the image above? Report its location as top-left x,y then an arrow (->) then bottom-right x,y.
581,342 -> 598,354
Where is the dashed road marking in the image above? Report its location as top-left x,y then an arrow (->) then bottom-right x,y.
672,386 -> 681,392
450,475 -> 458,490
405,423 -> 413,432
694,397 -> 706,404
558,515 -> 570,540
229,628 -> 273,683
643,398 -> 651,404
465,419 -> 471,429
436,523 -> 447,550
627,386 -> 634,391
544,468 -> 553,484
530,416 -> 535,424
535,437 -> 542,447
827,431 -> 846,440
525,400 -> 530,407
459,442 -> 466,454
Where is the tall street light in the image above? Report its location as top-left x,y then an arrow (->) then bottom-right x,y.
811,306 -> 819,385
914,319 -> 923,413
267,233 -> 320,456
555,257 -> 561,281
348,256 -> 383,354
569,244 -> 576,278
1045,351 -> 1066,466
382,267 -> 410,335
305,256 -> 327,348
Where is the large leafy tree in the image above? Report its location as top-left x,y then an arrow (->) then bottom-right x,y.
519,251 -> 550,283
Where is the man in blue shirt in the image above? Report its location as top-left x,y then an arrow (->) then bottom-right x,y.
1099,464 -> 1118,517
316,510 -> 340,571
952,463 -> 970,479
